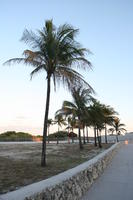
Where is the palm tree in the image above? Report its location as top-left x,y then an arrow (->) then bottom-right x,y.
80,113 -> 88,144
54,114 -> 66,132
109,117 -> 126,142
100,104 -> 117,144
108,128 -> 115,135
83,106 -> 93,143
67,116 -> 76,143
4,20 -> 92,166
56,86 -> 94,149
67,116 -> 76,132
88,100 -> 104,148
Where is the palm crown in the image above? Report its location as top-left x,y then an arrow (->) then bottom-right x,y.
110,117 -> 126,133
109,117 -> 126,142
5,20 -> 92,90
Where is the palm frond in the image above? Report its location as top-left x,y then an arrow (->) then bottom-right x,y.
21,29 -> 41,49
4,57 -> 42,68
4,58 -> 26,66
63,100 -> 77,109
53,66 -> 94,93
57,24 -> 79,41
30,65 -> 45,79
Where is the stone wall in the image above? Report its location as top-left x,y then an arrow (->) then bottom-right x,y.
0,143 -> 121,200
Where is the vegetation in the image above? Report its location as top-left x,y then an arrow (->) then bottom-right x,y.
4,19 -> 126,167
47,130 -> 77,139
108,117 -> 126,142
54,114 -> 66,132
5,20 -> 92,166
48,131 -> 68,138
87,100 -> 117,147
56,86 -> 94,149
47,118 -> 53,141
0,131 -> 32,141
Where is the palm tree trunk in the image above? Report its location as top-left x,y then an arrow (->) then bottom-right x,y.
99,130 -> 102,144
78,116 -> 83,149
83,126 -> 86,144
97,128 -> 102,148
58,124 -> 59,133
105,123 -> 108,144
94,127 -> 97,146
41,77 -> 51,167
86,126 -> 89,143
67,119 -> 70,143
116,130 -> 119,142
48,126 -> 49,144
72,127 -> 74,143
78,127 -> 83,149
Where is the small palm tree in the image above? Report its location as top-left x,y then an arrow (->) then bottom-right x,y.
54,114 -> 66,132
4,20 -> 92,166
109,117 -> 126,142
67,116 -> 76,132
67,116 -> 76,143
100,104 -> 117,143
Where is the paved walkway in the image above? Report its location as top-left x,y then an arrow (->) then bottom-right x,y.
82,143 -> 133,200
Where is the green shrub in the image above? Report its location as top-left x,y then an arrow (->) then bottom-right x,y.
48,131 -> 77,138
0,131 -> 32,141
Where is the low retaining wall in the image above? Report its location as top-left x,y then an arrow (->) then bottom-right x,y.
0,143 -> 121,200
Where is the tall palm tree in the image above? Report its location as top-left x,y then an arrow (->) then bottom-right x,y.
56,86 -> 94,149
4,20 -> 92,166
109,117 -> 126,142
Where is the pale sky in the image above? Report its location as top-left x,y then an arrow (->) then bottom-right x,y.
0,0 -> 133,135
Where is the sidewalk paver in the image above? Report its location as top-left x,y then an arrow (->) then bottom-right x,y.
82,143 -> 133,200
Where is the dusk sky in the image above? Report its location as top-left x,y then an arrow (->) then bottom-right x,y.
0,0 -> 133,135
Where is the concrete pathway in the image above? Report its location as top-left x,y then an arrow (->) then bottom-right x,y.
82,143 -> 133,200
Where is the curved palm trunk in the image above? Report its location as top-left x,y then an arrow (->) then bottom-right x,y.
41,77 -> 51,167
105,123 -> 108,144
